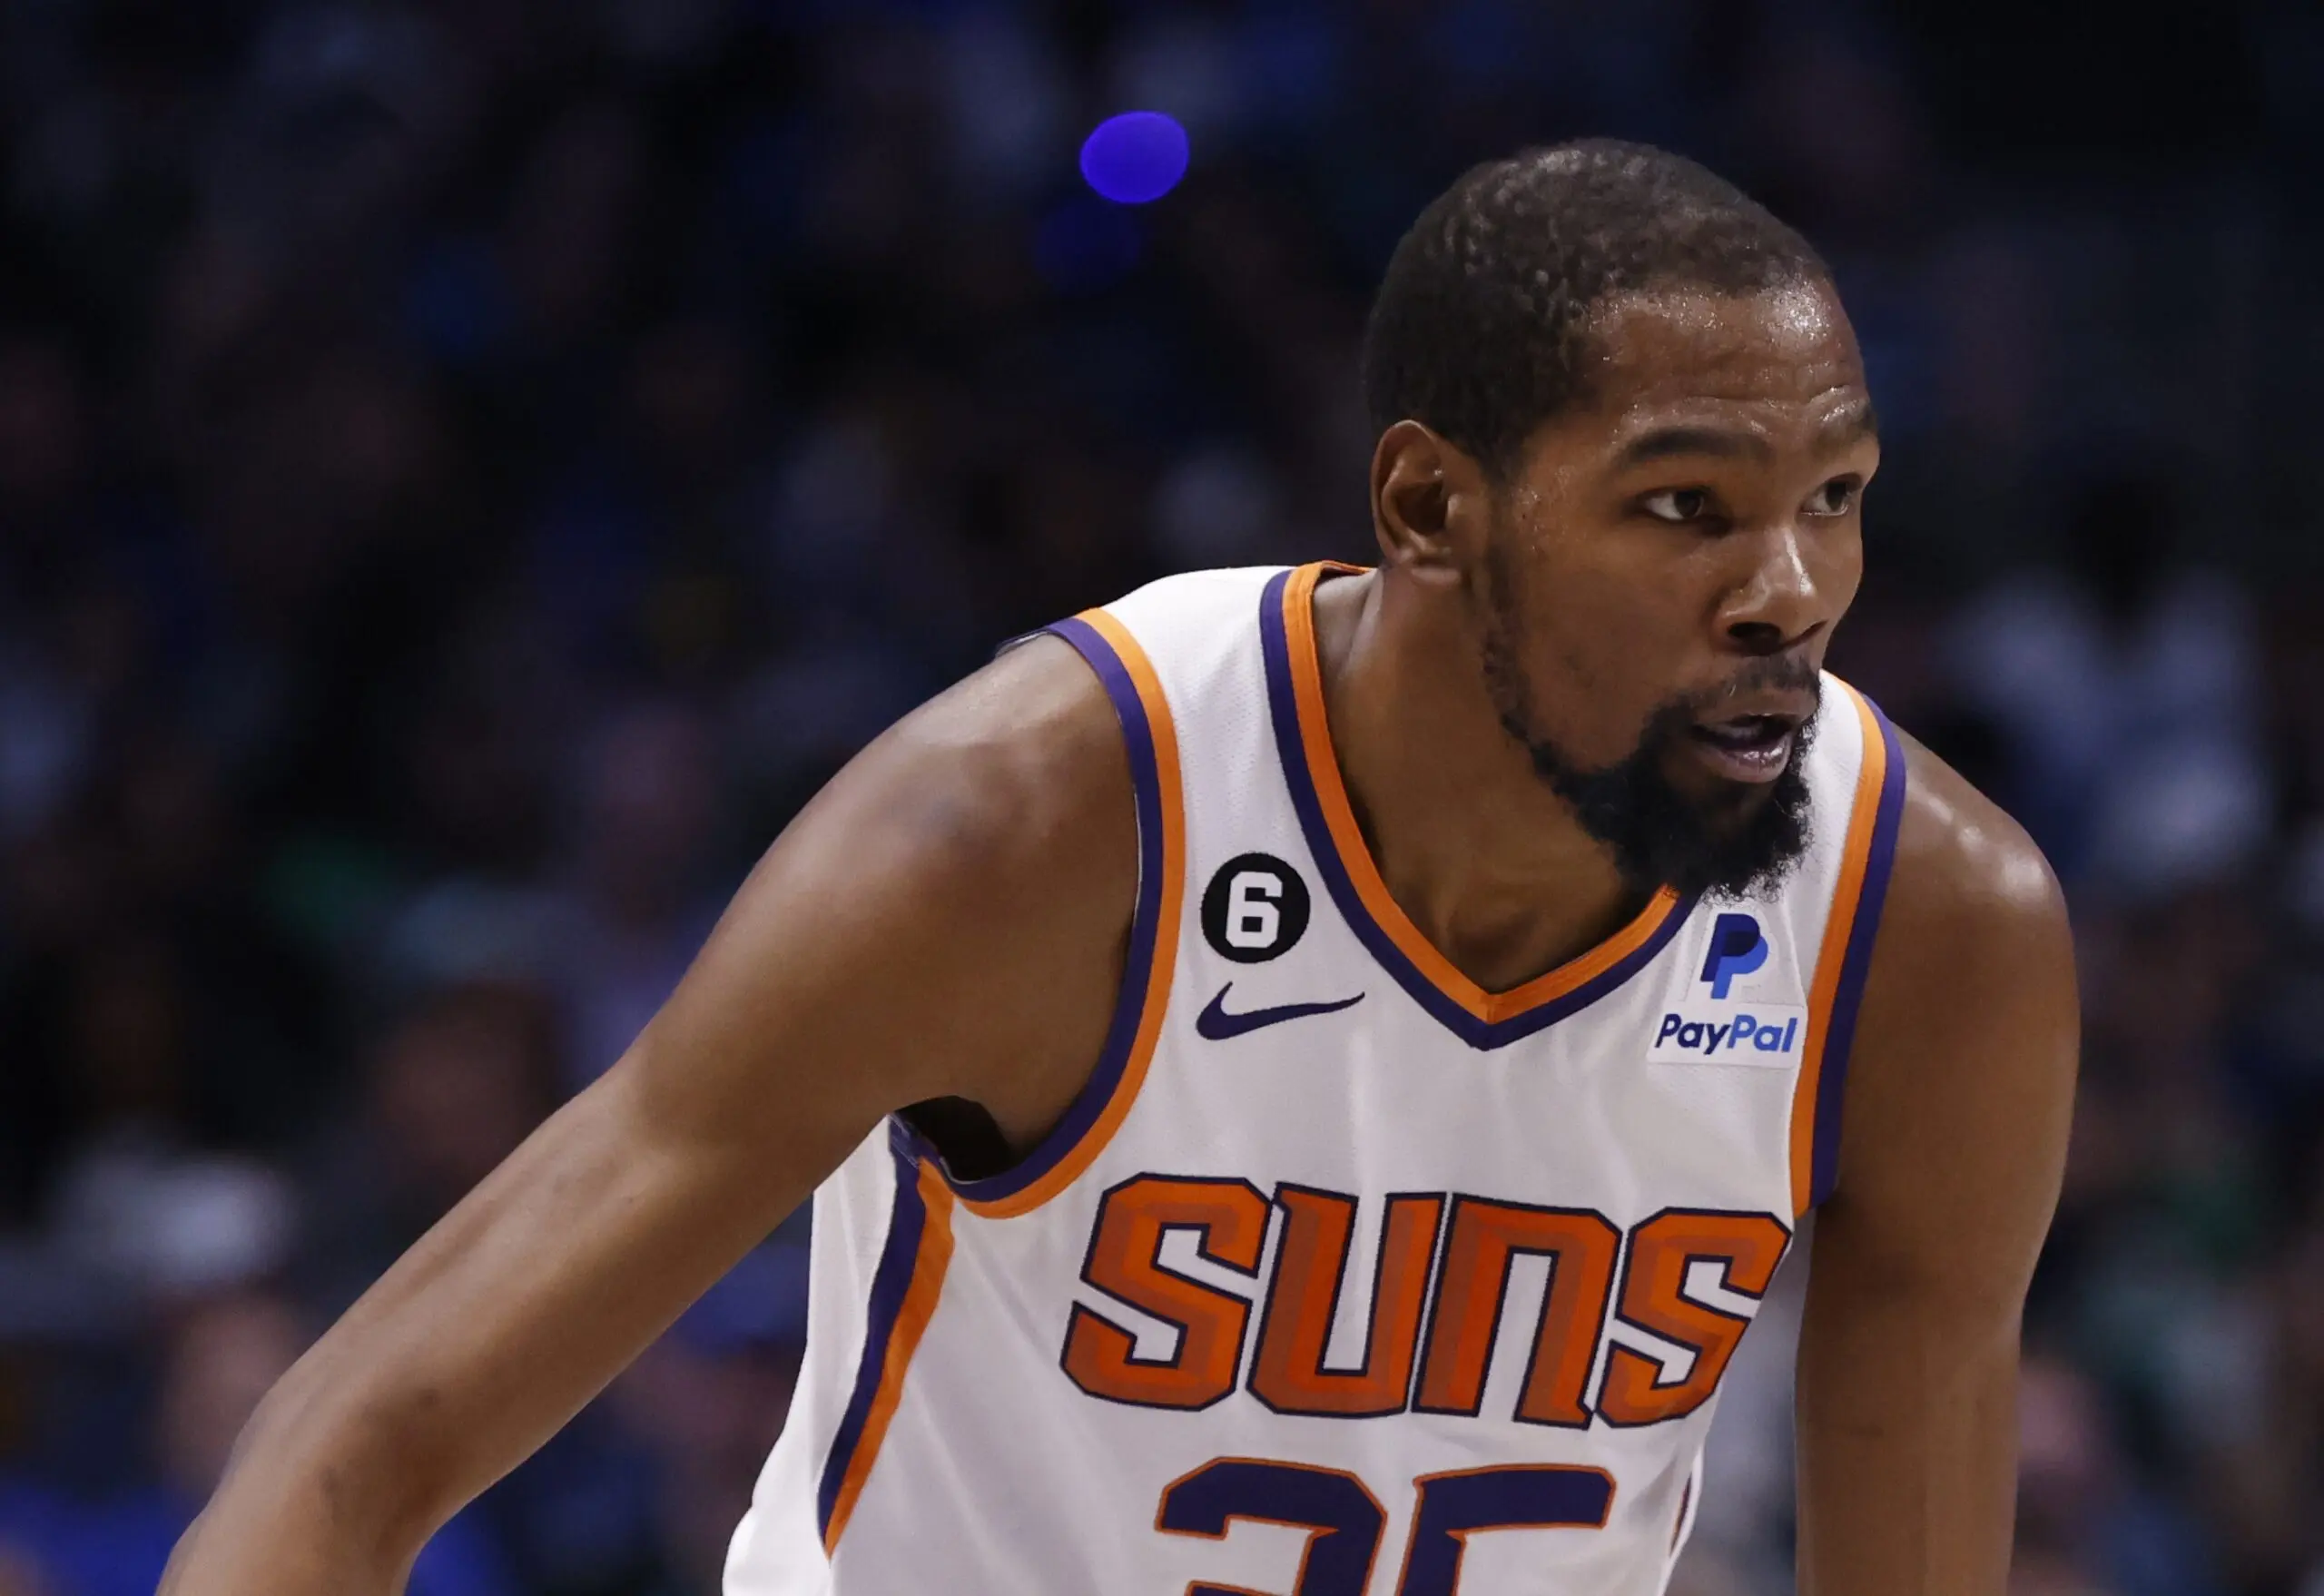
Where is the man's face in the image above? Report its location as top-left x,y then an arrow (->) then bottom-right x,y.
1474,281 -> 1876,897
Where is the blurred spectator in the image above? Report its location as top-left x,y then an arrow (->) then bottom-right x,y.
553,699 -> 724,1087
2013,1352 -> 2221,1596
1946,471 -> 2271,896
297,980 -> 560,1315
0,1292 -> 514,1596
45,935 -> 296,1303
608,1261 -> 808,1594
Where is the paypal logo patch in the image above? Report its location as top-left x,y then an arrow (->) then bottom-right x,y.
1699,912 -> 1768,999
1649,911 -> 1801,1065
1650,1009 -> 1803,1063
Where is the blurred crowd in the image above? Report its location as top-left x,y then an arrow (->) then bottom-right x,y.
4,2 -> 2324,1593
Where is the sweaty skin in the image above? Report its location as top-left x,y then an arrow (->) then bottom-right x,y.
162,284 -> 2073,1596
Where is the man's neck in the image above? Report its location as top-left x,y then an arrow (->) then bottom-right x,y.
1310,567 -> 1649,993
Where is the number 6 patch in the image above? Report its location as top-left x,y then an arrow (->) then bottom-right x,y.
1200,852 -> 1312,962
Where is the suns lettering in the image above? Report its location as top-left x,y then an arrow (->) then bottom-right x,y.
1062,1178 -> 1788,1427
1413,1199 -> 1621,1428
1062,1175 -> 1270,1409
1595,1209 -> 1790,1426
1248,1187 -> 1443,1417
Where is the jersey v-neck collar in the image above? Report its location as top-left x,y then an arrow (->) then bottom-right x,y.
1256,562 -> 1698,1051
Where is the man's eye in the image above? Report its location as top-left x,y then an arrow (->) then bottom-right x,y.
1641,488 -> 1711,523
1804,478 -> 1859,517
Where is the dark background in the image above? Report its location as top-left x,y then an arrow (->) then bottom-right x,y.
4,3 -> 2323,1593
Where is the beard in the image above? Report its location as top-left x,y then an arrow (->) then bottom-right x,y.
1477,570 -> 1818,902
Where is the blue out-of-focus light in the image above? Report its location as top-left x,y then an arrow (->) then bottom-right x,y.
1079,112 -> 1189,205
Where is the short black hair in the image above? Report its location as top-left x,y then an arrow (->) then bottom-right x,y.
1362,140 -> 1830,478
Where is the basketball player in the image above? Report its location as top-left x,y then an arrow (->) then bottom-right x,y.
162,142 -> 2075,1595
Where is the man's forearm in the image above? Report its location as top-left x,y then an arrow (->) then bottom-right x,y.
162,1503 -> 405,1596
159,1378 -> 428,1596
1794,1263 -> 2022,1594
162,1070 -> 799,1595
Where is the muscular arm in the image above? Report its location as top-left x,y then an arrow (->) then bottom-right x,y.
1795,737 -> 2079,1594
161,638 -> 1138,1596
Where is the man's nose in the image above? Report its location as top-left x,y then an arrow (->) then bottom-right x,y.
1718,525 -> 1832,655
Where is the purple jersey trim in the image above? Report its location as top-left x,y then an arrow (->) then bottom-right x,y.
934,615 -> 1169,1205
1257,568 -> 1696,1052
1807,695 -> 1907,1207
816,1120 -> 931,1542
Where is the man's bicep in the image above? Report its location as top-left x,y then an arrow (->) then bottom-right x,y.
617,631 -> 1139,1190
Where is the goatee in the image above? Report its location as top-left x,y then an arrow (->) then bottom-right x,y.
1478,593 -> 1817,901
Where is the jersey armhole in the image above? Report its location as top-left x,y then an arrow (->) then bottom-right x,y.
930,609 -> 1186,1219
1788,684 -> 1907,1215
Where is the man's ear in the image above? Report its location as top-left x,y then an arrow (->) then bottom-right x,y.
1371,420 -> 1492,592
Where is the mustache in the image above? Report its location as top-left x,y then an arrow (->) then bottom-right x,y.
1677,656 -> 1823,718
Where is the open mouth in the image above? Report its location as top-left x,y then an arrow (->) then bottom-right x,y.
1686,714 -> 1799,783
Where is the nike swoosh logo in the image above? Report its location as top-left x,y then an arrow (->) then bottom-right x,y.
1195,982 -> 1366,1040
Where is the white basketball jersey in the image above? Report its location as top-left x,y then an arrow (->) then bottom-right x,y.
725,563 -> 1905,1596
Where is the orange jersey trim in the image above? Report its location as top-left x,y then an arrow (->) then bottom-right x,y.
1278,563 -> 1685,1024
1789,683 -> 1893,1215
956,607 -> 1185,1218
822,1158 -> 957,1553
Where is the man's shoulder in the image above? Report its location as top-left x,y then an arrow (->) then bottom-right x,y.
1878,727 -> 2069,977
843,629 -> 1134,872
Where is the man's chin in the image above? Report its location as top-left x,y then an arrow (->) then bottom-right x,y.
1600,748 -> 1814,901
1661,792 -> 1813,901
1494,679 -> 1817,902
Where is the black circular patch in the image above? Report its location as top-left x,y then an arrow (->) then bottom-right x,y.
1200,852 -> 1312,962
